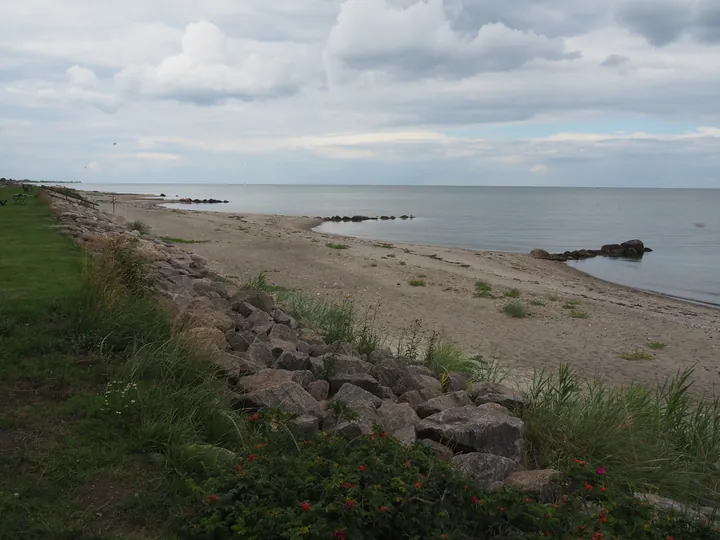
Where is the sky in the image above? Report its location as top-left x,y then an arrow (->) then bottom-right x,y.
1,0 -> 719,187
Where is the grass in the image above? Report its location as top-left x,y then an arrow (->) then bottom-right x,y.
523,365 -> 720,508
569,310 -> 589,319
530,299 -> 546,306
408,279 -> 426,287
647,341 -> 668,350
503,300 -> 528,318
547,294 -> 561,302
128,219 -> 151,235
159,236 -> 210,244
243,271 -> 290,293
0,189 -> 243,538
563,300 -> 581,309
504,288 -> 521,298
473,280 -> 493,298
326,242 -> 349,250
619,350 -> 655,361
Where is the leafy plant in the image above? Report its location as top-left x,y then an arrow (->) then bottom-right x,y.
129,219 -> 151,234
504,288 -> 521,298
326,242 -> 349,250
619,350 -> 654,361
474,280 -> 493,298
647,342 -> 667,350
408,279 -> 426,287
503,301 -> 528,319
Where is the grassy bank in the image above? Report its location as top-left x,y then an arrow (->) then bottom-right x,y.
2,189 -> 719,539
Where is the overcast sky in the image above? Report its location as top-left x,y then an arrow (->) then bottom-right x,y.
1,0 -> 719,187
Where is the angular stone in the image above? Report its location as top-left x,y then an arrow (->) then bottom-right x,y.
308,357 -> 326,378
296,340 -> 311,355
415,404 -> 525,461
236,381 -> 322,418
371,359 -> 422,395
268,323 -> 297,344
247,339 -> 273,367
213,352 -> 266,381
379,386 -> 395,400
237,368 -> 313,392
419,439 -> 454,460
233,301 -> 257,318
367,348 -> 395,364
331,355 -> 372,374
211,281 -> 239,300
252,323 -> 274,337
247,310 -> 273,328
329,373 -> 382,396
496,470 -> 561,502
471,382 -> 529,410
309,342 -> 327,357
326,341 -> 359,357
187,327 -> 228,353
407,365 -> 434,378
230,313 -> 252,332
331,383 -> 382,409
451,453 -> 519,489
292,415 -> 320,439
298,328 -> 324,346
446,372 -> 470,392
306,380 -> 330,401
226,331 -> 251,353
398,388 -> 442,410
179,298 -> 234,333
230,289 -> 274,314
417,391 -> 473,419
273,309 -> 297,329
275,350 -> 312,371
377,402 -> 419,444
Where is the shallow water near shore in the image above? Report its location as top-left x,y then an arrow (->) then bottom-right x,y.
80,183 -> 720,306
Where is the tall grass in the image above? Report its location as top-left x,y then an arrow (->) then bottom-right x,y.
129,219 -> 151,234
523,365 -> 720,507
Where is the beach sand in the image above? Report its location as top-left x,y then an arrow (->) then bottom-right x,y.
89,192 -> 720,394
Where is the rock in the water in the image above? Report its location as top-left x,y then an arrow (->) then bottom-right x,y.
494,469 -> 561,502
471,382 -> 529,410
415,404 -> 525,461
236,381 -> 322,418
530,248 -> 552,260
451,453 -> 519,489
377,402 -> 420,444
621,239 -> 644,252
306,380 -> 330,401
417,391 -> 473,419
419,438 -> 454,460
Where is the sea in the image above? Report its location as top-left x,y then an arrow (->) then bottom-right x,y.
78,184 -> 720,307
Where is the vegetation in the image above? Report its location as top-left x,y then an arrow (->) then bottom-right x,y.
647,341 -> 668,350
569,310 -> 590,319
128,219 -> 151,235
530,299 -> 546,306
619,350 -> 655,361
564,299 -> 581,309
408,278 -> 426,287
326,242 -> 349,250
503,300 -> 528,318
473,280 -> 493,298
159,236 -> 210,244
243,271 -> 290,293
504,288 -> 521,298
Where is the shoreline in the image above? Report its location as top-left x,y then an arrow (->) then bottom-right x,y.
82,190 -> 720,394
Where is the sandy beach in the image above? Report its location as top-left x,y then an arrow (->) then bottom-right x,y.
87,191 -> 720,394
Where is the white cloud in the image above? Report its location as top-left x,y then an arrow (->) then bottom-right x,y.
530,164 -> 549,175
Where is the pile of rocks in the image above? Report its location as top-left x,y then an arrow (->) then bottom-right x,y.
531,239 -> 652,262
321,215 -> 414,222
175,198 -> 229,204
50,191 -> 556,496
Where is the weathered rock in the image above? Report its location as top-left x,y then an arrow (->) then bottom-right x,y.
226,331 -> 251,352
236,381 -> 322,418
417,391 -> 473,419
325,384 -> 380,434
230,313 -> 252,332
367,348 -> 395,364
331,383 -> 383,409
296,340 -> 311,355
275,350 -> 312,371
190,253 -> 207,266
530,248 -> 553,260
306,380 -> 330,401
307,357 -> 326,378
329,373 -> 383,396
633,492 -> 716,525
309,342 -> 327,357
247,310 -> 273,328
232,301 -> 257,318
372,359 -> 422,395
379,386 -> 395,400
268,339 -> 296,360
621,239 -> 644,253
236,368 -> 313,392
253,323 -> 274,337
377,402 -> 420,444
187,327 -> 229,353
268,324 -> 297,345
446,372 -> 470,392
420,438 -> 455,460
292,415 -> 320,439
326,341 -> 360,357
451,453 -> 519,489
471,382 -> 529,410
298,328 -> 325,346
210,281 -> 239,300
493,470 -> 561,502
273,309 -> 297,329
398,387 -> 443,410
230,289 -> 274,314
247,339 -> 273,367
179,298 -> 234,332
213,352 -> 266,381
415,404 -> 525,461
407,365 -> 434,378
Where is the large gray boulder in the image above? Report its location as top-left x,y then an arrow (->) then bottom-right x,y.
247,339 -> 273,367
329,373 -> 383,396
416,391 -> 473,419
325,383 -> 381,434
451,453 -> 519,489
236,381 -> 322,418
492,469 -> 561,502
214,352 -> 266,381
180,298 -> 234,333
415,404 -> 525,461
398,387 -> 443,410
327,355 -> 382,395
470,382 -> 529,409
377,402 -> 420,445
273,309 -> 297,329
274,351 -> 312,371
331,383 -> 382,409
446,372 -> 470,392
419,439 -> 454,460
237,369 -> 313,392
371,359 -> 423,395
269,324 -> 297,345
187,327 -> 229,354
231,289 -> 274,314
306,380 -> 330,401
226,331 -> 251,353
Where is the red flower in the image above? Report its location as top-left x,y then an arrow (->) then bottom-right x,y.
378,431 -> 386,438
596,466 -> 606,475
599,513 -> 607,524
525,497 -> 533,503
333,532 -> 347,540
471,496 -> 478,505
499,507 -> 505,512
209,494 -> 217,503
248,414 -> 259,422
248,454 -> 258,461
236,465 -> 242,471
359,465 -> 366,472
300,502 -> 310,512
419,473 -> 425,478
561,496 -> 568,503
414,482 -> 421,489
585,483 -> 593,491
380,506 -> 388,513
404,461 -> 411,469
342,482 -> 354,489
573,458 -> 587,465
345,498 -> 356,509
600,487 -> 607,492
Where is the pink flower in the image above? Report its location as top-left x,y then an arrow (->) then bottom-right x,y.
209,494 -> 217,503
596,466 -> 606,475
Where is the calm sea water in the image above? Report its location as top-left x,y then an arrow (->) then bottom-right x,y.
80,184 -> 720,306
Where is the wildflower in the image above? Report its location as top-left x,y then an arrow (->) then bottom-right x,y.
378,431 -> 386,438
525,497 -> 533,503
414,483 -> 421,489
499,507 -> 505,512
248,454 -> 258,461
471,496 -> 478,505
380,506 -> 388,513
600,487 -> 607,493
596,466 -> 606,475
585,483 -> 593,491
345,498 -> 356,509
236,465 -> 242,471
300,502 -> 310,512
342,482 -> 353,489
209,494 -> 217,503
404,461 -> 412,469
573,458 -> 587,465
248,413 -> 260,422
333,532 -> 347,540
359,465 -> 366,472
599,513 -> 607,524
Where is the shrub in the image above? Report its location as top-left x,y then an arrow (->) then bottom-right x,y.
564,300 -> 581,309
530,299 -> 546,306
181,414 -> 720,540
326,242 -> 349,250
503,301 -> 528,318
504,288 -> 521,298
570,310 -> 589,319
423,332 -> 474,375
619,350 -> 654,361
408,279 -> 426,287
129,219 -> 151,234
474,280 -> 493,298
647,342 -> 667,350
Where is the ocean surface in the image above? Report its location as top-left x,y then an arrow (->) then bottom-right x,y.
79,183 -> 720,306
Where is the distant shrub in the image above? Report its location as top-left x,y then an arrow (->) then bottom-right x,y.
326,242 -> 349,250
504,288 -> 521,298
619,350 -> 654,361
408,279 -> 426,287
129,219 -> 151,235
474,281 -> 493,298
503,301 -> 528,318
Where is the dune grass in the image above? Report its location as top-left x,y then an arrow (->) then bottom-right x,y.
128,219 -> 151,234
473,280 -> 493,298
619,350 -> 655,361
504,288 -> 521,298
326,242 -> 349,250
408,278 -> 426,287
503,300 -> 528,318
647,341 -> 668,350
569,310 -> 589,319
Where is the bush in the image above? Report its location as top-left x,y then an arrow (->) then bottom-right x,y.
182,414 -> 720,540
474,280 -> 493,298
504,288 -> 521,298
326,242 -> 349,250
503,300 -> 528,318
129,219 -> 151,234
408,279 -> 426,287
